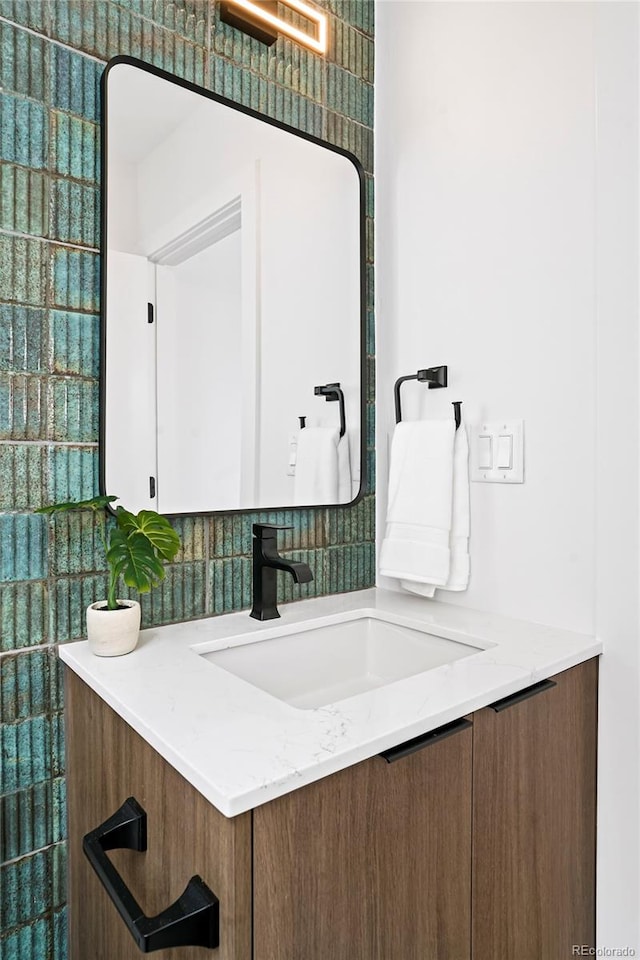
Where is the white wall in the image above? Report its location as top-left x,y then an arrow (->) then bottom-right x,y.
377,0 -> 597,632
376,0 -> 639,947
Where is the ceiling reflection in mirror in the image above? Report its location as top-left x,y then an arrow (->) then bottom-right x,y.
102,59 -> 364,515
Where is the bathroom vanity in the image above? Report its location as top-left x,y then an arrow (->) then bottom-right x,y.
61,589 -> 600,959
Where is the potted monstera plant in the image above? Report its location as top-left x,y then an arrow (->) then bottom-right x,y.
37,495 -> 181,656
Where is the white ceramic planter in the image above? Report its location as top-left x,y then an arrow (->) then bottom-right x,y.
86,600 -> 141,657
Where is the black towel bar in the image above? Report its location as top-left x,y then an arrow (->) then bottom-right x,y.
394,366 -> 461,430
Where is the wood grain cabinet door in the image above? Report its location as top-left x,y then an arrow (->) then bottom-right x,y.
65,673 -> 252,960
472,659 -> 598,960
253,719 -> 473,960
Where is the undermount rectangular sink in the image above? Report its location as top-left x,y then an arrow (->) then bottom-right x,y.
195,612 -> 484,709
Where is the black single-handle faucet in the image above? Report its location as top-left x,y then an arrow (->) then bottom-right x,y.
250,524 -> 313,621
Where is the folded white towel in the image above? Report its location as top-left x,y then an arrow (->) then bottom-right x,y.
294,427 -> 340,505
379,419 -> 470,597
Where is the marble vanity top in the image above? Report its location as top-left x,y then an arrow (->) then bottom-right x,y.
59,589 -> 601,817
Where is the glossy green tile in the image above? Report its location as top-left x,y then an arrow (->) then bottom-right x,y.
171,515 -> 208,563
0,94 -> 48,169
0,0 -> 50,34
327,63 -> 372,126
0,305 -> 44,374
366,447 -> 375,496
0,234 -> 46,306
366,354 -> 375,404
365,214 -> 374,264
0,847 -> 52,929
50,179 -> 99,248
50,46 -> 102,123
45,444 -> 98,504
49,509 -> 106,577
1,649 -> 51,723
365,307 -> 375,356
0,21 -> 47,101
0,443 -> 45,510
137,561 -> 207,626
51,573 -> 108,643
325,110 -> 373,172
326,494 -> 374,546
366,399 -> 375,448
49,0 -> 206,84
210,555 -> 251,614
0,713 -> 52,794
48,376 -> 98,443
330,18 -> 374,83
52,776 -> 66,844
0,163 -> 49,236
51,713 -> 64,779
53,906 -> 68,960
0,373 -> 45,440
0,580 -> 48,652
51,111 -> 99,184
212,15 -> 324,103
326,541 -> 374,594
50,246 -> 100,313
210,513 -> 248,559
0,514 -> 47,582
326,0 -> 374,38
50,310 -> 100,378
49,655 -> 64,714
0,916 -> 51,960
0,780 -> 53,863
116,0 -> 208,46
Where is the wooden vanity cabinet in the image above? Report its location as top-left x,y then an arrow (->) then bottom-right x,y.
252,718 -> 473,960
472,657 -> 598,960
65,673 -> 252,960
66,659 -> 597,960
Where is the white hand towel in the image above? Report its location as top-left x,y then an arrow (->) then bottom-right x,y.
402,425 -> 470,597
293,427 -> 340,505
379,419 -> 470,596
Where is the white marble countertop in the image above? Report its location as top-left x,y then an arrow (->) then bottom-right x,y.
59,588 -> 602,818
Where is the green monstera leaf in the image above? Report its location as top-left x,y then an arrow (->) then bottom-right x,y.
35,494 -> 181,609
106,528 -> 166,595
35,495 -> 118,515
116,508 -> 181,562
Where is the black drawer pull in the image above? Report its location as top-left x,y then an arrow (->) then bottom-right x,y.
379,717 -> 473,763
489,678 -> 557,713
83,797 -> 219,953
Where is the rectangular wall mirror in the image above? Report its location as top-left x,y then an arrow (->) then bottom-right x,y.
101,57 -> 365,515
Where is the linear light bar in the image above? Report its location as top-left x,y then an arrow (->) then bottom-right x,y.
221,0 -> 328,54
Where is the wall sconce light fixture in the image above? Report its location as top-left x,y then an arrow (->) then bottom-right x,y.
220,0 -> 328,54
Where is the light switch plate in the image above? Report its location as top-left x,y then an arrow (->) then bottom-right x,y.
471,420 -> 524,483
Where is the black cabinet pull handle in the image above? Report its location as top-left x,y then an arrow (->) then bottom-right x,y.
379,717 -> 473,763
489,678 -> 557,713
83,797 -> 219,953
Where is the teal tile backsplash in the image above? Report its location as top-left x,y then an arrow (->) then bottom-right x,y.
0,1 -> 374,955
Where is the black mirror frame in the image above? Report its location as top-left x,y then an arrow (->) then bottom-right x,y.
99,55 -> 367,517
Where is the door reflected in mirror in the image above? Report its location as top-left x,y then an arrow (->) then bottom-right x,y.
102,58 -> 364,515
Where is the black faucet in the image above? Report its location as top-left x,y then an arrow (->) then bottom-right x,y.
250,523 -> 313,621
